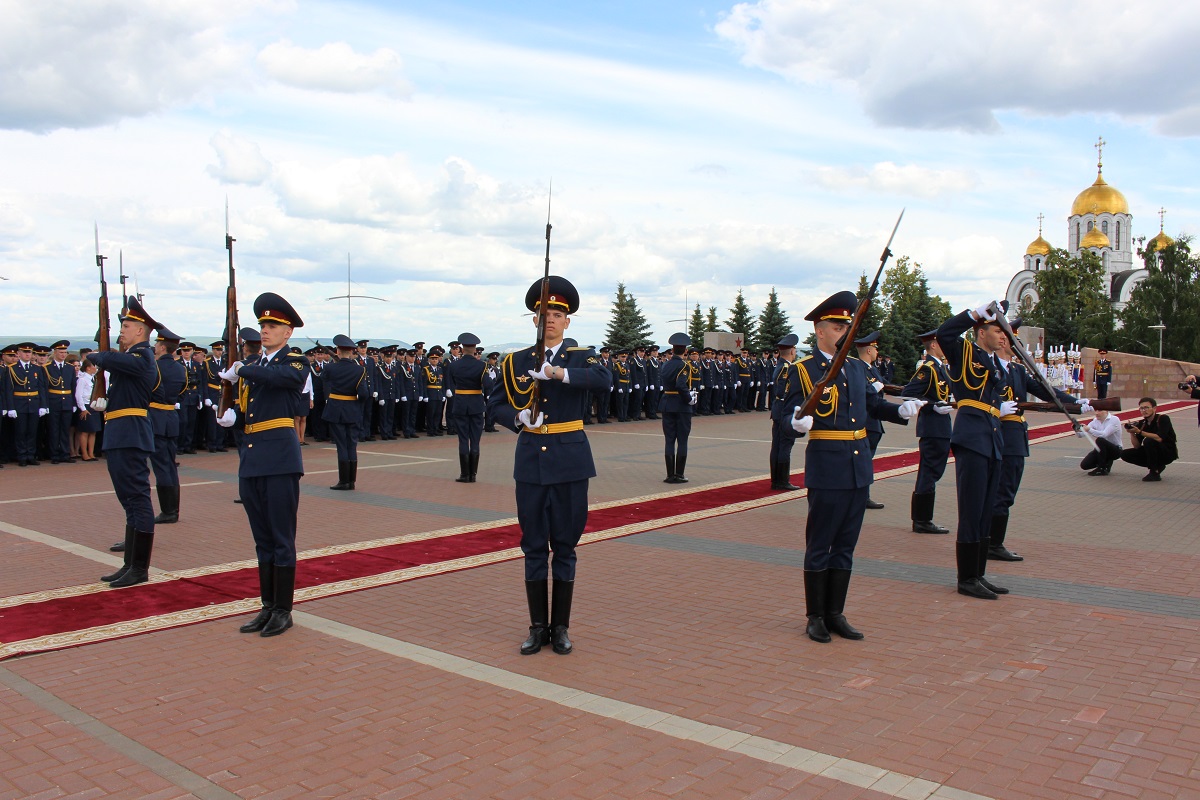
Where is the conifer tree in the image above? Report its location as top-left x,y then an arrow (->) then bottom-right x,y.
687,303 -> 705,346
755,288 -> 791,352
604,282 -> 654,350
705,306 -> 720,332
725,289 -> 757,345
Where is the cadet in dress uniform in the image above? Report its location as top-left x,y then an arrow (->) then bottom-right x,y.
323,335 -> 369,491
149,327 -> 186,525
44,341 -> 77,463
991,318 -> 1086,562
3,343 -> 48,466
176,342 -> 200,454
659,333 -> 698,483
645,345 -> 662,420
202,341 -> 228,452
488,276 -> 612,656
397,348 -> 419,438
217,293 -> 308,637
355,340 -> 376,442
935,301 -> 1010,600
483,351 -> 501,432
592,347 -> 613,423
1092,350 -> 1113,399
855,331 -> 888,510
769,334 -> 801,491
903,331 -> 954,534
0,344 -> 17,465
783,293 -> 919,642
88,298 -> 160,588
445,332 -> 487,482
612,350 -> 631,421
374,346 -> 398,440
628,346 -> 647,421
420,347 -> 446,436
307,346 -> 329,442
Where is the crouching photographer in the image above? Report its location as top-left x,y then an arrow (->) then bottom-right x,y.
1182,374 -> 1199,426
1119,397 -> 1178,482
1079,409 -> 1122,476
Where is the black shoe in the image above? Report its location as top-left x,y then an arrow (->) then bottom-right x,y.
805,616 -> 831,643
521,580 -> 550,654
978,575 -> 1009,595
551,625 -> 572,655
957,578 -> 997,599
912,520 -> 949,534
865,498 -> 884,510
1088,467 -> 1104,476
330,460 -> 353,490
664,454 -> 676,484
239,606 -> 274,633
101,526 -> 133,582
988,545 -> 1023,562
455,453 -> 471,483
825,615 -> 863,640
1143,471 -> 1162,482
109,540 -> 125,552
550,580 -> 574,654
153,485 -> 180,524
521,625 -> 550,655
260,610 -> 293,637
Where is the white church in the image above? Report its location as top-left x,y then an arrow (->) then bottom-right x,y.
1005,139 -> 1175,315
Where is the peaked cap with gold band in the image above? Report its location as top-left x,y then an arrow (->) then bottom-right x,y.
253,292 -> 304,328
524,275 -> 580,314
120,296 -> 160,330
804,291 -> 857,323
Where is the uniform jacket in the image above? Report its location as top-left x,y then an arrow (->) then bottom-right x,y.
43,360 -> 77,412
488,340 -> 611,485
235,349 -> 307,477
150,354 -> 186,438
445,355 -> 488,415
902,356 -> 953,439
89,341 -> 157,452
770,358 -> 797,421
658,355 -> 698,414
613,360 -> 631,392
863,362 -> 886,435
419,363 -> 444,397
936,310 -> 1004,460
396,362 -> 417,401
3,360 -> 48,413
321,358 -> 368,424
178,359 -> 200,407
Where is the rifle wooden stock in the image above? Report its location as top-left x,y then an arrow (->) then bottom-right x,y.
90,249 -> 110,405
882,384 -> 904,396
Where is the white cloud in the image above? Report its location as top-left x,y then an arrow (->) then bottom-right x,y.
207,129 -> 272,185
257,39 -> 412,97
714,0 -> 1200,132
808,162 -> 977,198
0,0 -> 256,132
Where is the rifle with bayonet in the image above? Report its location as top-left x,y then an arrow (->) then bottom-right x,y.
90,223 -> 110,409
794,210 -> 904,423
530,183 -> 553,410
217,200 -> 240,417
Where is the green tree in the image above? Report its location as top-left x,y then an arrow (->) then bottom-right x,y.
854,272 -> 884,335
1117,237 -> 1200,361
725,289 -> 757,345
687,303 -> 705,346
604,282 -> 654,350
1024,248 -> 1114,348
755,287 -> 792,352
705,306 -> 720,332
876,256 -> 952,383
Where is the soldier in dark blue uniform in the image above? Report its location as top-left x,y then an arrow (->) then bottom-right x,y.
769,334 -> 801,491
446,332 -> 488,482
176,342 -> 200,454
307,345 -> 329,442
420,347 -> 446,435
783,292 -> 919,642
483,351 -> 501,432
1092,350 -> 1113,399
3,342 -> 48,466
201,341 -> 229,452
935,301 -> 1010,600
591,346 -> 613,423
854,331 -> 889,510
375,345 -> 398,440
991,318 -> 1085,562
323,335 -> 369,491
645,345 -> 662,420
44,341 -> 77,463
397,348 -> 419,438
354,340 -> 376,442
488,276 -> 612,656
219,293 -> 308,637
903,331 -> 954,534
612,350 -> 631,420
150,327 -> 186,525
88,298 -> 160,588
659,332 -> 698,483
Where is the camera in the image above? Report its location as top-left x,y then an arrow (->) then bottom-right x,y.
1123,422 -> 1136,430
1179,381 -> 1197,391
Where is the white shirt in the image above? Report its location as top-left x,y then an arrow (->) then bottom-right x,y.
543,340 -> 571,384
1087,415 -> 1123,448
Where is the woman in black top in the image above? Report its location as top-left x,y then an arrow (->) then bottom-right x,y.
1119,397 -> 1178,481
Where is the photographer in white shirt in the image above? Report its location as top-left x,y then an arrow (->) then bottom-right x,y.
1079,409 -> 1123,476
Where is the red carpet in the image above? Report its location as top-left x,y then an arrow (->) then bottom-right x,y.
1,401 -> 1189,658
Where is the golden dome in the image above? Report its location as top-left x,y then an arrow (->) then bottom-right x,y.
1148,230 -> 1174,251
1080,225 -> 1110,249
1071,171 -> 1129,216
1025,235 -> 1051,256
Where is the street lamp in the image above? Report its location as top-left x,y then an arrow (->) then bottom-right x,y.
1148,323 -> 1166,359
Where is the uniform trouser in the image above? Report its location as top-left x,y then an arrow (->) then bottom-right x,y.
15,412 -> 38,462
662,411 -> 692,459
358,400 -> 374,440
105,447 -> 155,532
177,403 -> 196,449
205,405 -> 223,449
240,473 -> 300,566
1096,382 -> 1109,399
952,445 -> 1001,544
329,421 -> 359,462
628,389 -> 644,419
804,486 -> 869,571
48,409 -> 72,460
453,412 -> 483,455
426,397 -> 444,430
379,400 -> 395,438
309,404 -> 327,439
149,436 -> 179,487
738,382 -> 750,410
867,429 -> 882,456
615,390 -> 629,420
593,390 -> 611,420
445,397 -> 457,432
401,399 -> 417,436
1080,439 -> 1121,471
768,419 -> 794,464
913,437 -> 951,494
992,454 -> 1025,516
516,479 -> 589,581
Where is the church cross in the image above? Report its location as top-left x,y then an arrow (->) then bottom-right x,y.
1094,136 -> 1106,170
1159,207 -> 1167,231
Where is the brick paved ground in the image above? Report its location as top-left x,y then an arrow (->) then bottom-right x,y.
1,404 -> 1198,799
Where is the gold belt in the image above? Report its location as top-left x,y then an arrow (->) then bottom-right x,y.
808,428 -> 867,441
664,391 -> 679,395
454,389 -> 483,394
1000,414 -> 1026,423
150,402 -> 176,411
207,383 -> 221,390
105,408 -> 148,421
244,418 -> 294,434
523,420 -> 585,435
50,389 -> 72,395
958,399 -> 1000,418
328,393 -> 358,401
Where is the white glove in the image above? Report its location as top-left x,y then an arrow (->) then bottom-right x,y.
174,403 -> 180,410
445,389 -> 453,398
198,399 -> 203,409
897,399 -> 925,419
372,391 -> 378,398
699,385 -> 706,390
973,302 -> 997,322
999,400 -> 1019,416
527,362 -> 554,381
871,380 -> 884,394
401,396 -> 407,402
217,361 -> 242,381
5,409 -> 15,419
379,399 -> 386,406
1075,428 -> 1088,438
216,408 -> 237,428
517,408 -> 544,429
420,396 -> 428,403
689,390 -> 698,405
634,383 -> 641,389
1078,399 -> 1093,413
735,382 -> 741,388
38,407 -> 48,417
790,410 -> 813,434
933,402 -> 952,415
203,398 -> 213,408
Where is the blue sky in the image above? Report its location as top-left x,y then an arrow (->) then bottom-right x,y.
2,0 -> 1198,348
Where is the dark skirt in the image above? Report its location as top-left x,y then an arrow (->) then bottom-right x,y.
77,410 -> 103,434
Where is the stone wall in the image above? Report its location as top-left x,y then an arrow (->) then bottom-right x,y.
1080,347 -> 1200,404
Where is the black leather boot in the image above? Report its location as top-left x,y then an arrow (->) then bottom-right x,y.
468,452 -> 478,482
153,485 -> 180,524
987,514 -> 1023,561
455,453 -> 471,482
774,461 -> 798,491
824,568 -> 864,640
330,460 -> 351,490
101,525 -> 133,582
346,461 -> 357,490
520,579 -> 550,655
663,454 -> 677,483
803,570 -> 831,642
261,565 -> 295,637
977,537 -> 1009,594
550,580 -> 574,654
911,492 -> 949,534
239,562 -> 275,633
110,530 -> 153,588
956,542 -> 996,599
674,454 -> 688,483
